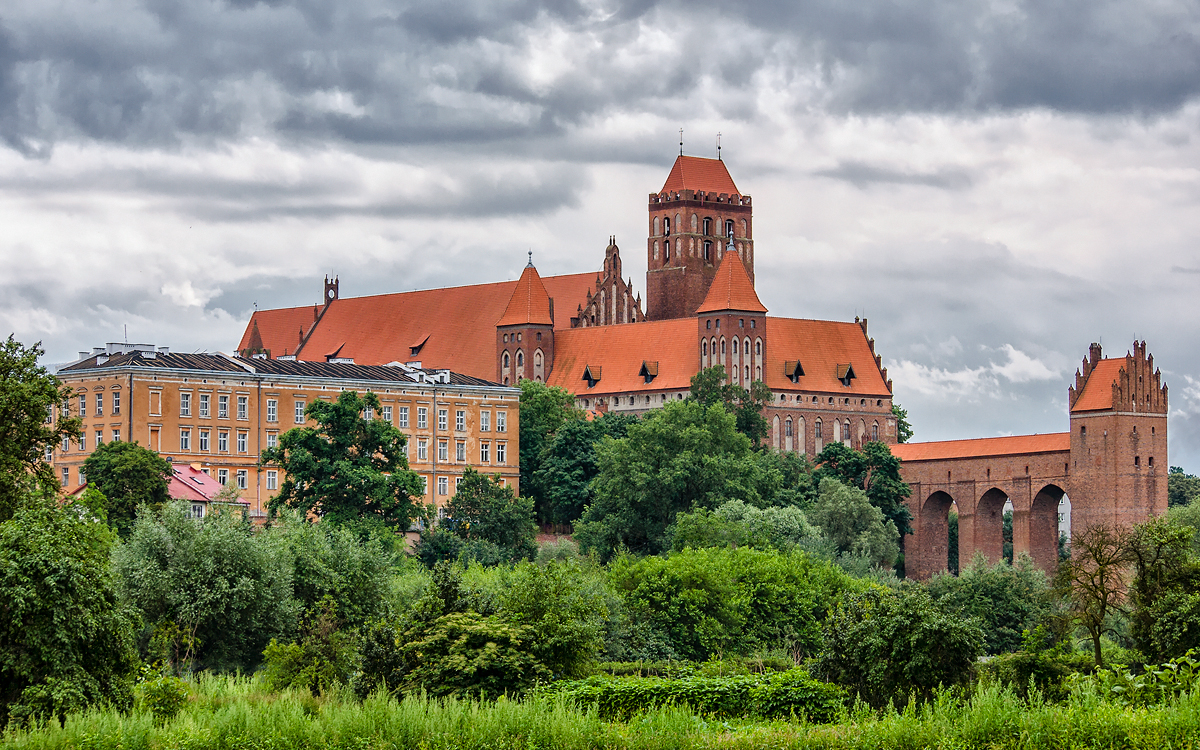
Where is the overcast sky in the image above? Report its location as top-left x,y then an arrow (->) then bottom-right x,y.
2,0 -> 1199,468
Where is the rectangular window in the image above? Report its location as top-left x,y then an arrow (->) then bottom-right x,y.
455,410 -> 465,431
79,432 -> 86,451
267,470 -> 278,490
180,392 -> 191,417
112,429 -> 121,443
218,431 -> 229,452
199,393 -> 209,418
218,395 -> 229,419
497,411 -> 507,432
295,401 -> 306,424
112,391 -> 121,415
455,476 -> 463,492
266,399 -> 277,422
149,391 -> 161,416
480,442 -> 490,463
437,476 -> 448,495
62,435 -> 70,451
398,406 -> 409,428
364,406 -> 374,420
418,439 -> 428,461
95,430 -> 103,447
438,409 -> 448,431
237,395 -> 248,420
45,405 -> 53,424
456,441 -> 465,462
61,467 -> 69,487
438,440 -> 448,462
496,442 -> 506,464
217,468 -> 228,485
267,432 -> 277,449
236,470 -> 247,489
79,394 -> 87,417
480,411 -> 490,432
199,429 -> 210,451
237,432 -> 248,453
180,429 -> 191,451
417,407 -> 428,429
45,445 -> 53,461
420,476 -> 428,496
190,503 -> 205,520
79,469 -> 86,486
382,406 -> 392,423
401,436 -> 409,457
95,393 -> 104,416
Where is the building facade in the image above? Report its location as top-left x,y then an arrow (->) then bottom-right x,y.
52,346 -> 520,518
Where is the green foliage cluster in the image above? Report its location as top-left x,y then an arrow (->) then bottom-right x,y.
927,552 -> 1052,655
534,411 -> 636,525
594,657 -> 794,678
1168,466 -> 1200,507
670,500 -> 820,553
1074,649 -> 1200,707
978,628 -> 1094,701
816,585 -> 985,707
415,468 -> 538,565
806,477 -> 899,569
132,667 -> 189,724
81,441 -> 172,536
517,380 -> 581,523
262,599 -> 356,696
813,441 -> 913,539
687,366 -> 773,445
540,668 -> 845,721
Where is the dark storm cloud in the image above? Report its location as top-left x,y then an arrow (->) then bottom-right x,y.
2,0 -> 1198,157
815,160 -> 974,190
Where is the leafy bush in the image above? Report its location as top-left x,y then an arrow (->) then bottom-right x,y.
594,656 -> 794,678
926,552 -> 1051,655
806,478 -> 899,569
670,500 -> 820,553
816,584 -> 984,707
261,599 -> 356,695
1073,649 -> 1200,707
498,560 -> 609,678
540,669 -> 844,721
133,667 -> 189,723
978,628 -> 1094,701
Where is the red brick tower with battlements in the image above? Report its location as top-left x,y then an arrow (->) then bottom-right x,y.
647,156 -> 754,321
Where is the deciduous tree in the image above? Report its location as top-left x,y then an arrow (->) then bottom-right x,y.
815,441 -> 913,537
517,380 -> 581,522
534,411 -> 636,526
82,440 -> 172,536
688,366 -> 771,445
1055,524 -> 1135,667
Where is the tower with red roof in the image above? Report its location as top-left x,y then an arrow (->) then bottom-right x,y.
496,256 -> 556,384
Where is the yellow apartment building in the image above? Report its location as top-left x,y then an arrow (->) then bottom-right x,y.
52,344 -> 521,519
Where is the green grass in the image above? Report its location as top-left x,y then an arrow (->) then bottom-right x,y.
6,675 -> 1200,750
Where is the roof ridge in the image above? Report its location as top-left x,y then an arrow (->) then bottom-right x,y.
496,264 -> 554,327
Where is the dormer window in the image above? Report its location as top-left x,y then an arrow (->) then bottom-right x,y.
639,361 -> 659,384
837,364 -> 856,387
583,364 -> 602,388
411,335 -> 429,357
785,360 -> 804,384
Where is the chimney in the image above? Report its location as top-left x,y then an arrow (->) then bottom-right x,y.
1089,343 -> 1103,366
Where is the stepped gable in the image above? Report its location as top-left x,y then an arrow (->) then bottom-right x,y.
237,305 -> 322,358
547,318 -> 697,395
660,155 -> 740,196
1070,340 -> 1168,414
892,433 -> 1071,463
695,249 -> 766,314
761,318 -> 892,396
497,263 -> 554,327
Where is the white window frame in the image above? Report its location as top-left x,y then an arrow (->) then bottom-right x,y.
382,405 -> 392,423
398,406 -> 409,428
480,442 -> 490,463
180,428 -> 191,451
237,431 -> 248,453
236,469 -> 248,489
455,410 -> 465,431
237,395 -> 248,420
218,431 -> 229,452
438,440 -> 448,462
267,432 -> 277,449
456,441 -> 465,462
199,429 -> 210,451
480,411 -> 490,431
295,400 -> 306,424
417,407 -> 428,429
497,411 -> 507,432
418,439 -> 428,461
437,476 -> 448,496
180,392 -> 191,417
218,394 -> 229,419
266,399 -> 277,422
266,470 -> 278,490
199,393 -> 209,418
95,392 -> 104,416
496,442 -> 506,464
217,468 -> 228,485
438,409 -> 448,431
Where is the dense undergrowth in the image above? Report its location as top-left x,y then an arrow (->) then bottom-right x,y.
5,674 -> 1200,750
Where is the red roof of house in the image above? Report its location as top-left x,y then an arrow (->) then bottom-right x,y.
169,463 -> 239,503
497,264 -> 554,327
548,319 -> 699,395
661,155 -> 740,195
1071,359 -> 1124,412
279,272 -> 595,373
238,305 -> 320,358
892,433 -> 1070,463
761,318 -> 891,396
696,250 -> 767,313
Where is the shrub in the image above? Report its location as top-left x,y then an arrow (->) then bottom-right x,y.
1073,649 -> 1200,707
815,584 -> 984,707
540,668 -> 844,721
261,599 -> 356,695
978,629 -> 1094,701
133,667 -> 189,723
498,560 -> 609,678
926,552 -> 1051,655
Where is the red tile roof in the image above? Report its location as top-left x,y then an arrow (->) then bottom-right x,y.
548,319 -> 698,395
891,433 -> 1070,463
497,264 -> 554,327
238,305 -> 320,358
696,250 -> 767,313
284,272 -> 595,374
1070,358 -> 1124,412
661,155 -> 740,195
168,463 -> 238,503
761,318 -> 892,396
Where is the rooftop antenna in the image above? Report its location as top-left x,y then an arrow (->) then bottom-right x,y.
717,132 -> 722,160
679,128 -> 683,156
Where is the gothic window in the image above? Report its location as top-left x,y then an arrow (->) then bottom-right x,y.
815,420 -> 822,439
654,216 -> 660,235
844,421 -> 852,444
703,217 -> 712,235
691,213 -> 698,231
732,339 -> 738,355
785,419 -> 793,437
503,351 -> 510,367
675,213 -> 681,231
742,218 -> 748,236
702,340 -> 708,356
726,219 -> 734,237
721,339 -> 726,355
755,339 -> 762,355
516,350 -> 524,367
872,422 -> 879,441
744,365 -> 750,380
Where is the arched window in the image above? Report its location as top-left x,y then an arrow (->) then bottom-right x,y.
725,219 -> 734,237
815,420 -> 822,439
516,350 -> 524,367
702,340 -> 708,356
741,218 -> 747,236
844,421 -> 851,444
502,351 -> 510,367
721,339 -> 726,355
872,422 -> 879,441
703,217 -> 712,235
691,213 -> 698,231
664,216 -> 671,236
744,365 -> 749,380
732,339 -> 738,355
675,213 -> 681,231
785,419 -> 793,437
755,340 -> 762,355
704,240 -> 712,261
653,216 -> 660,235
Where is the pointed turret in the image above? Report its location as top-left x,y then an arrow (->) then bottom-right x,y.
696,246 -> 766,314
496,259 -> 555,384
497,262 -> 554,327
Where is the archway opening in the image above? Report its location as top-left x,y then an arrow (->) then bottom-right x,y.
922,491 -> 955,577
1031,484 -> 1065,572
976,487 -> 1009,567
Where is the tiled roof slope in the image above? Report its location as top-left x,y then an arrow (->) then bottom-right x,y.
696,250 -> 767,313
892,433 -> 1070,463
761,318 -> 891,396
547,319 -> 698,395
497,264 -> 554,326
237,305 -> 320,358
1070,359 -> 1124,412
661,155 -> 740,195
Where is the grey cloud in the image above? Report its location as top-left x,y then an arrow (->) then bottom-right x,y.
814,160 -> 974,189
1172,265 -> 1200,274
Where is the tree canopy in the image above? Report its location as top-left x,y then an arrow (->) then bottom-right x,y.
815,441 -> 913,538
806,477 -> 900,569
261,390 -> 423,533
533,411 -> 637,526
688,366 -> 772,445
444,467 -> 537,560
0,336 -> 81,522
81,440 -> 172,536
891,403 -> 913,443
517,380 -> 581,522
1169,466 -> 1200,507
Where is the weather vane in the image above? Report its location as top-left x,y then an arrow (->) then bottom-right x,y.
717,132 -> 722,160
679,128 -> 683,156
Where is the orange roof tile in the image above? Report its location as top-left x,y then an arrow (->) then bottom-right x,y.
696,250 -> 767,314
891,433 -> 1070,463
497,264 -> 554,327
1071,358 -> 1124,412
547,319 -> 699,396
661,155 -> 740,195
237,305 -> 319,357
278,272 -> 595,375
761,318 -> 892,396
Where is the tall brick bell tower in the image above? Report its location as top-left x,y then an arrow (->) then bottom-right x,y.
646,155 -> 754,321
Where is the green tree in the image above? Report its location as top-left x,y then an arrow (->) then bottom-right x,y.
1169,466 -> 1200,507
518,380 -> 581,522
262,390 -> 423,532
815,585 -> 984,707
261,598 -> 356,696
806,477 -> 900,569
82,440 -> 172,536
0,495 -> 138,725
1055,523 -> 1134,667
926,552 -> 1051,655
1169,501 -> 1200,553
688,366 -> 771,444
0,336 -> 81,522
113,502 -> 296,673
443,467 -> 538,561
891,403 -> 913,443
815,441 -> 913,538
498,560 -> 609,677
534,411 -> 636,526
575,400 -> 766,560
671,500 -> 821,553
1126,516 -> 1200,661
